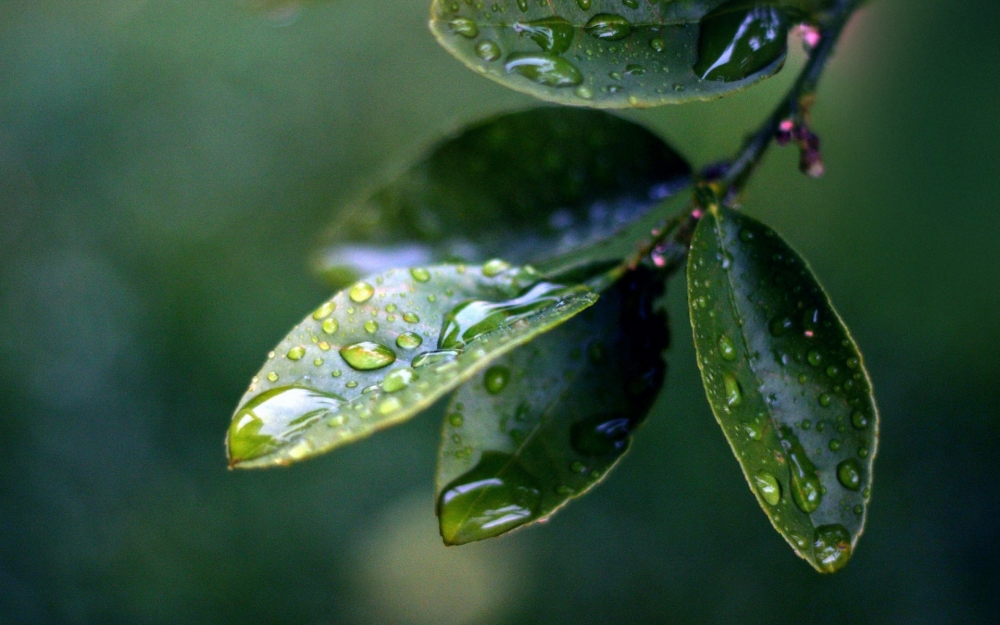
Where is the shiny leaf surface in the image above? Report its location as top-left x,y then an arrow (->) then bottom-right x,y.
317,107 -> 690,287
429,0 -> 831,108
436,268 -> 667,544
228,263 -> 597,468
687,206 -> 878,573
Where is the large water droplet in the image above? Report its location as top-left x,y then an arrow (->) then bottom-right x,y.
286,346 -> 306,361
438,451 -> 542,545
364,320 -> 379,334
584,13 -> 632,41
340,341 -> 396,370
449,17 -> 478,38
505,53 -> 583,88
753,471 -> 782,506
693,4 -> 788,82
322,319 -> 338,335
483,365 -> 510,394
813,524 -> 852,573
571,414 -> 631,456
410,267 -> 431,282
349,281 -> 375,303
837,459 -> 862,491
514,16 -> 574,54
228,387 -> 344,465
780,426 -> 823,514
438,281 -> 585,350
723,373 -> 743,407
718,334 -> 737,361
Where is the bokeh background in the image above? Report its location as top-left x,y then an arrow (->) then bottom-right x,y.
1,0 -> 997,623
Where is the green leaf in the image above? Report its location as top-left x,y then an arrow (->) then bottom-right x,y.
435,268 -> 668,545
227,263 -> 598,469
317,107 -> 690,287
687,206 -> 878,573
429,0 -> 818,108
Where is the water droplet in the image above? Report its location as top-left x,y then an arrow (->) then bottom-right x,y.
377,396 -> 402,415
718,334 -> 737,361
621,0 -> 638,8
411,349 -> 460,368
576,0 -> 591,9
266,372 -> 279,382
851,411 -> 868,429
692,3 -> 788,82
505,53 -> 583,87
382,368 -> 415,393
753,472 -> 782,505
513,16 -> 574,54
857,447 -> 869,458
403,312 -> 420,324
584,13 -> 632,41
449,413 -> 464,427
312,301 -> 336,320
228,386 -> 344,464
331,369 -> 342,378
322,319 -> 338,335
345,380 -> 358,389
385,303 -> 398,314
475,40 -> 502,62
807,349 -> 823,367
854,504 -> 863,515
846,356 -> 860,369
570,461 -> 586,474
313,358 -> 323,366
742,421 -> 763,441
364,320 -> 379,334
340,341 -> 396,370
395,332 -> 423,350
349,281 -> 375,303
780,427 -> 823,514
723,373 -> 743,407
813,524 -> 852,573
482,258 -> 511,277
574,85 -> 593,99
449,17 -> 478,38
427,294 -> 437,303
650,38 -> 665,52
286,346 -> 306,361
837,459 -> 862,491
482,365 -> 510,394
410,267 -> 431,282
571,414 -> 631,456
818,393 -> 832,407
438,281 -> 584,350
829,439 -> 841,452
438,451 -> 542,545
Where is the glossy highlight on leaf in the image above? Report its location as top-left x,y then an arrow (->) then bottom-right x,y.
436,268 -> 668,544
227,263 -> 597,469
317,107 -> 690,286
429,0 -> 805,108
687,206 -> 878,573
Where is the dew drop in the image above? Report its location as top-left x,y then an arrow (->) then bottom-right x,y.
449,17 -> 478,38
483,365 -> 510,394
851,411 -> 868,429
396,332 -> 423,350
312,301 -> 336,320
410,267 -> 431,282
382,368 -> 415,393
403,312 -> 420,324
364,320 -> 379,334
837,458 -> 862,491
718,334 -> 737,361
449,413 -> 464,427
349,282 -> 375,303
584,13 -> 632,41
807,349 -> 823,367
228,386 -> 344,464
286,346 -> 306,361
650,38 -> 665,52
514,16 -> 574,54
723,373 -> 743,408
482,258 -> 511,277
266,372 -> 279,383
340,341 -> 396,370
818,393 -> 832,407
322,319 -> 338,335
753,472 -> 782,506
476,40 -> 502,62
813,524 -> 852,573
505,53 -> 583,87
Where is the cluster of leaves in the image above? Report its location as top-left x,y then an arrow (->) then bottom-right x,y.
229,0 -> 877,574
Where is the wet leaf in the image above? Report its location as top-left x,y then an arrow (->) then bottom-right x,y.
430,0 -> 831,108
227,263 -> 598,469
687,206 -> 878,573
317,107 -> 690,287
436,268 -> 668,544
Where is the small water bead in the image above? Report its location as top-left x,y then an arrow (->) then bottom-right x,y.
378,397 -> 402,415
837,458 -> 862,491
364,320 -> 379,334
846,356 -> 860,369
621,0 -> 638,8
574,85 -> 593,100
851,411 -> 868,429
313,358 -> 324,367
813,524 -> 852,573
482,259 -> 511,277
807,349 -> 823,367
410,267 -> 431,282
570,461 -> 587,474
322,319 -> 338,335
862,487 -> 871,498
403,312 -> 420,324
396,332 -> 423,350
385,304 -> 397,314
382,368 -> 415,393
427,294 -> 437,303
818,393 -> 832,407
331,369 -> 342,378
624,64 -> 644,76
449,413 -> 464,427
286,346 -> 306,361
318,341 -> 331,351
829,439 -> 841,452
483,365 -> 510,394
650,38 -> 665,52
349,282 -> 375,303
267,372 -> 279,382
340,341 -> 397,370
742,421 -> 763,441
718,334 -> 737,361
753,472 -> 782,506
328,414 -> 345,427
514,16 -> 574,55
584,14 -> 632,41
312,301 -> 336,320
449,17 -> 478,38
723,373 -> 743,407
672,83 -> 685,92
857,447 -> 869,458
505,53 -> 583,88
476,40 -> 502,62
345,381 -> 358,388
576,0 -> 591,8
854,504 -> 863,515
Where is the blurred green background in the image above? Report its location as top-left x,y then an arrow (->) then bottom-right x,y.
1,0 -> 997,623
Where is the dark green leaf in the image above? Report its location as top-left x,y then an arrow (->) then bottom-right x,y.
687,206 -> 878,573
429,0 -> 832,108
317,107 -> 690,287
436,268 -> 668,544
227,263 -> 597,469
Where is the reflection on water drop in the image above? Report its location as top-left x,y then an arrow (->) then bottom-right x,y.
228,386 -> 344,464
438,452 -> 542,545
693,3 -> 788,82
571,414 -> 631,456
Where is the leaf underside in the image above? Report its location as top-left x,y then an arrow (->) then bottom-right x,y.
429,0 -> 791,108
227,263 -> 597,469
436,268 -> 668,545
317,107 -> 690,287
687,206 -> 878,573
